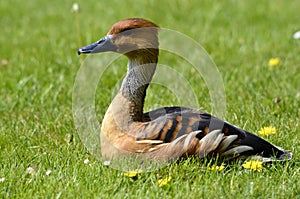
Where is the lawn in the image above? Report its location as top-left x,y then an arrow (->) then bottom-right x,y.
0,0 -> 299,198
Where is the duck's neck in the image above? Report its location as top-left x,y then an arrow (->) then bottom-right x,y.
117,50 -> 158,122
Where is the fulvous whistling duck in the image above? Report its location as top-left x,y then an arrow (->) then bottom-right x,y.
78,18 -> 292,167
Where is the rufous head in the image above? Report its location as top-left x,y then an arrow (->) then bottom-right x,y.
78,18 -> 159,58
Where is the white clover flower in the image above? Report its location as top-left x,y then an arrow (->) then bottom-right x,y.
84,158 -> 90,164
103,160 -> 111,166
26,167 -> 35,175
45,169 -> 52,176
293,31 -> 300,40
72,3 -> 80,12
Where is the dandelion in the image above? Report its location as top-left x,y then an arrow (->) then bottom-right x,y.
242,160 -> 263,172
83,158 -> 90,164
0,178 -> 5,182
156,176 -> 172,187
45,169 -> 52,176
293,31 -> 300,40
258,126 -> 276,136
123,169 -> 143,178
268,57 -> 280,67
208,165 -> 225,171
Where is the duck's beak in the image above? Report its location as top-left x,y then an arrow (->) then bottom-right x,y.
78,35 -> 116,55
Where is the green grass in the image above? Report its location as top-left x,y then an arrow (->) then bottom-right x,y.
1,0 -> 299,198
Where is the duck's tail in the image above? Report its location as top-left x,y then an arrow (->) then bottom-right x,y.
236,131 -> 292,161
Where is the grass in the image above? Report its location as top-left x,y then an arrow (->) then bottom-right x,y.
1,0 -> 299,198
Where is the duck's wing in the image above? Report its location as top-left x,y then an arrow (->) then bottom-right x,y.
138,106 -> 206,142
139,106 -> 245,142
136,106 -> 291,161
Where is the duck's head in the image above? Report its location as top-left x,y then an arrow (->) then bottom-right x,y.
78,18 -> 159,59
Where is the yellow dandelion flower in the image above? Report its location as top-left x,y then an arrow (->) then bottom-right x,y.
208,165 -> 225,171
156,176 -> 172,187
268,58 -> 280,67
242,160 -> 263,172
123,169 -> 143,178
258,126 -> 276,136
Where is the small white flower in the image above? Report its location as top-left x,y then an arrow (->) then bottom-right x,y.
72,3 -> 79,12
103,160 -> 111,166
84,158 -> 90,164
293,31 -> 300,40
26,167 -> 35,175
0,177 -> 5,182
45,169 -> 52,176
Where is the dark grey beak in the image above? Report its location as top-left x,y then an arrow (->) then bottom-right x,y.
78,35 -> 116,55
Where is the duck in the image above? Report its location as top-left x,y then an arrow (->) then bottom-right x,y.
78,18 -> 292,166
